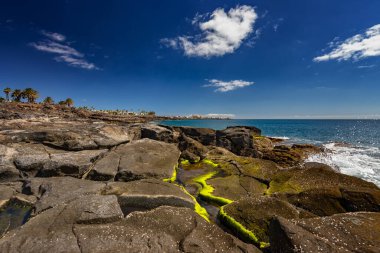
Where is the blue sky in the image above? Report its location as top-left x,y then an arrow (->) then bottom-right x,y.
1,0 -> 380,118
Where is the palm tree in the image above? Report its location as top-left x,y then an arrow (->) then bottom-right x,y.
11,89 -> 23,102
3,87 -> 11,101
43,96 -> 54,105
65,98 -> 74,107
23,88 -> 39,103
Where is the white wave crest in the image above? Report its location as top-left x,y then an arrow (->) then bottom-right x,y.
306,142 -> 380,186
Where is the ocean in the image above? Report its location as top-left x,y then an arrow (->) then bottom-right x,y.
160,119 -> 380,186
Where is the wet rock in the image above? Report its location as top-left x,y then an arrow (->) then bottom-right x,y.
269,212 -> 380,253
267,164 -> 380,216
0,198 -> 32,237
220,196 -> 315,246
0,182 -> 35,236
114,139 -> 180,182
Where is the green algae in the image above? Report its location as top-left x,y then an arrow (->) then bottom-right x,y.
180,159 -> 190,166
177,185 -> 210,222
192,171 -> 233,206
265,173 -> 302,195
163,165 -> 177,183
219,206 -> 270,249
162,164 -> 210,222
202,159 -> 219,168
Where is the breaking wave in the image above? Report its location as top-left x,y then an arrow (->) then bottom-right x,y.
306,142 -> 380,186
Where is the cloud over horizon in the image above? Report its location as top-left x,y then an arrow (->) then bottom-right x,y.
314,24 -> 380,62
162,5 -> 258,58
31,31 -> 98,70
203,79 -> 254,92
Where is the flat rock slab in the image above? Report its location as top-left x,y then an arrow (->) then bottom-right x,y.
74,206 -> 260,253
23,177 -> 106,214
0,202 -> 259,253
2,143 -> 107,179
0,118 -> 136,151
114,139 -> 181,182
269,212 -> 380,253
0,194 -> 123,253
103,179 -> 195,214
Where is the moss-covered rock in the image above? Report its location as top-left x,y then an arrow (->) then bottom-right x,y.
206,147 -> 282,182
267,164 -> 380,216
209,175 -> 267,201
262,144 -> 323,167
219,196 -> 315,248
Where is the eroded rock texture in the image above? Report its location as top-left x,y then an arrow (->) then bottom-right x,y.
0,109 -> 379,253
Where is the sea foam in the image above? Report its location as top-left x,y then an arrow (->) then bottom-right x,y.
306,142 -> 380,186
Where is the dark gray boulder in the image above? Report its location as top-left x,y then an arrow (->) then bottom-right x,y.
216,126 -> 260,157
174,126 -> 216,146
141,124 -> 177,143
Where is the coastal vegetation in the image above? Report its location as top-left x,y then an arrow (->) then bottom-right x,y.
2,87 -> 74,107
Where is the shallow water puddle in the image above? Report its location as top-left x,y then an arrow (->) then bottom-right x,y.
0,200 -> 32,236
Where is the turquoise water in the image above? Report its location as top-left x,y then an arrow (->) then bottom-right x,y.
161,119 -> 380,186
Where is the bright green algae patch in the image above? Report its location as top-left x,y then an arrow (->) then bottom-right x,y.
163,164 -> 210,222
219,206 -> 270,249
163,165 -> 177,183
178,185 -> 210,222
192,171 -> 233,206
202,159 -> 219,168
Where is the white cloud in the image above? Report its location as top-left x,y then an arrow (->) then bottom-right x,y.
54,55 -> 97,70
314,24 -> 380,62
41,31 -> 66,42
203,79 -> 254,92
357,64 -> 376,69
30,41 -> 83,57
31,31 -> 98,70
163,5 -> 258,57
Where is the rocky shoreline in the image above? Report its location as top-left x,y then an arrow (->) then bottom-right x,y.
0,106 -> 379,252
